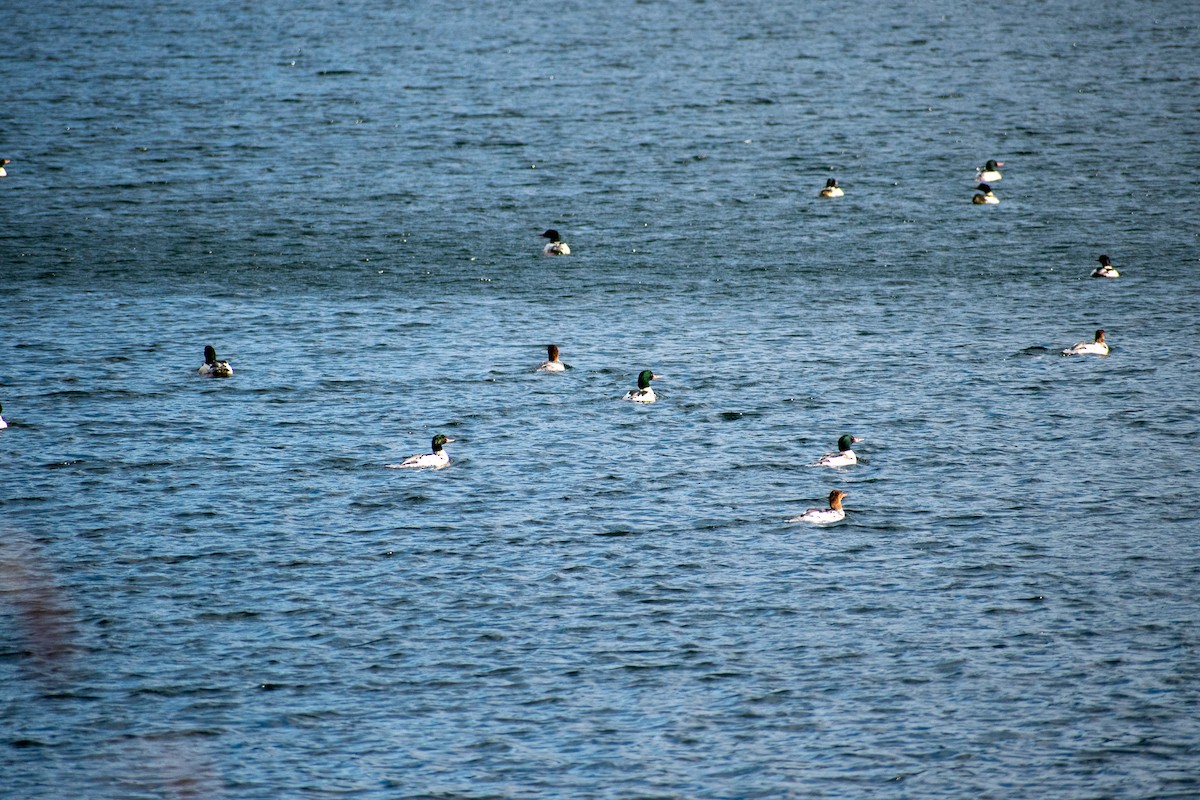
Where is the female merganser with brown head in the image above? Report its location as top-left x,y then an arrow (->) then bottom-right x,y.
198,345 -> 233,377
623,370 -> 661,403
809,434 -> 864,468
972,183 -> 999,204
539,229 -> 571,256
1091,254 -> 1120,278
788,489 -> 848,524
818,178 -> 844,198
537,344 -> 566,372
1062,329 -> 1108,356
975,160 -> 1003,182
387,433 -> 456,469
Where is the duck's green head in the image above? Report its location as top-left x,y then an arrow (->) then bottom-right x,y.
204,345 -> 218,364
431,433 -> 455,451
985,159 -> 1000,170
637,370 -> 660,389
837,434 -> 861,452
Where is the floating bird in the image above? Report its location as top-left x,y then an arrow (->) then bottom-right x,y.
0,401 -> 7,429
539,229 -> 571,256
198,345 -> 233,377
788,489 -> 848,524
809,434 -> 864,468
387,434 -> 455,469
1090,254 -> 1120,278
975,159 -> 1003,182
537,344 -> 566,372
1062,329 -> 1109,356
623,370 -> 661,403
972,183 -> 999,204
818,178 -> 844,198
0,158 -> 10,178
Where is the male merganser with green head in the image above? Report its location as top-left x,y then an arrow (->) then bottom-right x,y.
0,401 -> 7,429
975,160 -> 1003,182
972,183 -> 999,204
809,434 -> 864,468
388,434 -> 455,469
1062,329 -> 1108,356
623,370 -> 661,403
0,159 -> 10,178
788,490 -> 848,524
1091,254 -> 1120,278
818,178 -> 844,198
198,345 -> 233,377
537,344 -> 566,372
539,229 -> 571,256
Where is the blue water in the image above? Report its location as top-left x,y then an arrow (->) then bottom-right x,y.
3,0 -> 1200,797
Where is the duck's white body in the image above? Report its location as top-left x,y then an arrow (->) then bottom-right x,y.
0,415 -> 7,430
390,450 -> 451,469
976,169 -> 1002,182
0,159 -> 9,178
1063,340 -> 1108,356
973,191 -> 999,204
537,359 -> 565,372
624,387 -> 656,403
818,186 -> 844,198
788,506 -> 845,524
198,361 -> 233,377
1091,266 -> 1120,278
542,241 -> 571,256
811,450 -> 857,468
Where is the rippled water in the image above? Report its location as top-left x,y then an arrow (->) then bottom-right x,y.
3,0 -> 1200,797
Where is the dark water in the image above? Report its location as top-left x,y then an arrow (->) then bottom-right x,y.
3,0 -> 1200,797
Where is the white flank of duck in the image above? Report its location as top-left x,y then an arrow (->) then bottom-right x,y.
1062,329 -> 1109,356
788,490 -> 848,524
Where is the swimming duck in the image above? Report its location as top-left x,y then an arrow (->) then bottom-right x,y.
1091,254 -> 1120,278
787,489 -> 848,524
1062,329 -> 1109,356
623,369 -> 661,403
972,183 -> 999,204
540,229 -> 571,256
537,344 -> 566,372
975,160 -> 1003,182
809,434 -> 864,468
818,178 -> 844,198
387,433 -> 455,469
0,159 -> 9,177
0,401 -> 7,429
198,345 -> 233,377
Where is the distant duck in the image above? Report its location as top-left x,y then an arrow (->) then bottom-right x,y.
623,369 -> 661,403
975,160 -> 1004,182
0,159 -> 9,177
787,489 -> 848,524
539,229 -> 571,256
1062,329 -> 1109,356
387,433 -> 455,469
198,345 -> 233,377
809,434 -> 864,468
972,183 -> 999,204
0,401 -> 7,429
537,344 -> 566,372
1091,254 -> 1120,278
818,178 -> 844,198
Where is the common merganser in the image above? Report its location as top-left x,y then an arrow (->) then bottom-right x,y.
818,178 -> 844,198
623,370 -> 661,403
1062,329 -> 1108,356
972,183 -> 999,204
809,434 -> 864,468
198,345 -> 233,377
387,434 -> 455,469
0,159 -> 10,178
1091,254 -> 1120,278
0,401 -> 7,429
537,344 -> 566,372
787,489 -> 848,524
975,160 -> 1003,182
540,229 -> 571,256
